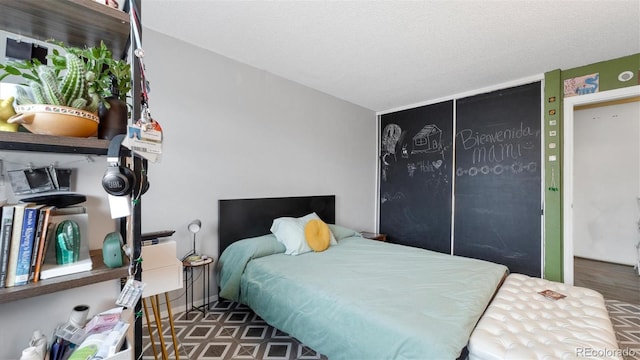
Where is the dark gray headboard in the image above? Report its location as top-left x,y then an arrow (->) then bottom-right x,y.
218,195 -> 335,257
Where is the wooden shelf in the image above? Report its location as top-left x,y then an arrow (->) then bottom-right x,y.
0,131 -> 111,155
0,249 -> 128,304
0,0 -> 130,57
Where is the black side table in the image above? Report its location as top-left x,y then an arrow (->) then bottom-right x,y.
183,257 -> 213,319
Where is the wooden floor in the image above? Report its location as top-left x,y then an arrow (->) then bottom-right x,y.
574,257 -> 640,304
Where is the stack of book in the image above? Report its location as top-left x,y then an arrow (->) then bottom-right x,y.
141,230 -> 175,246
0,204 -> 92,287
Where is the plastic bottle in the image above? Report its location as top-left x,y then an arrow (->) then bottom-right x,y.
19,346 -> 40,360
20,330 -> 47,360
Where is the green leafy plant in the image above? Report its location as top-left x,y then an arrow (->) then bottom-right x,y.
49,40 -> 131,103
2,53 -> 100,112
0,40 -> 131,111
0,58 -> 42,83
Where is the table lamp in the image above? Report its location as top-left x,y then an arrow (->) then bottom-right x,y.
186,219 -> 201,259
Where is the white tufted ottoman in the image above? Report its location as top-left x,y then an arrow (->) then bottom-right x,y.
468,273 -> 622,360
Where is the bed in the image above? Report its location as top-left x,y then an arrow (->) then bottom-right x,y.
216,195 -> 508,360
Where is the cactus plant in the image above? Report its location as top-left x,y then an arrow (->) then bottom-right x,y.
50,41 -> 131,104
0,52 -> 99,113
55,220 -> 81,264
0,40 -> 130,113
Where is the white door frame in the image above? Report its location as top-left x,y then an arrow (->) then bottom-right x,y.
563,85 -> 640,285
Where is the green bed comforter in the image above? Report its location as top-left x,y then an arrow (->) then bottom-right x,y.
218,234 -> 507,360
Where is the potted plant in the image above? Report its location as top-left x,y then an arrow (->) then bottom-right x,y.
0,41 -> 131,138
0,52 -> 101,137
51,41 -> 132,139
49,40 -> 131,106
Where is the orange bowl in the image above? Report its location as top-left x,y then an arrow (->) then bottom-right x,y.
9,104 -> 99,137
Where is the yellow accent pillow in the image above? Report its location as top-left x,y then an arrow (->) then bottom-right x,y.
304,219 -> 331,252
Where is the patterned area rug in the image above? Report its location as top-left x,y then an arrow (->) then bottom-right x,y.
143,299 -> 639,360
606,300 -> 640,360
142,300 -> 326,359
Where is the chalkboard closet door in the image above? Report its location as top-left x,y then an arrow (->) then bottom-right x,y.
379,100 -> 454,254
453,82 -> 542,277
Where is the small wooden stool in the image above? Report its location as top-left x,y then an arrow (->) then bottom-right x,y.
143,292 -> 179,360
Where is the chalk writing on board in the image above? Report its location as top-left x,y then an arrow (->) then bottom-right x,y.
380,191 -> 406,204
456,162 -> 537,176
381,122 -> 450,182
456,121 -> 539,177
380,100 -> 454,254
411,124 -> 442,154
407,159 -> 444,177
382,124 -> 401,157
381,123 -> 402,182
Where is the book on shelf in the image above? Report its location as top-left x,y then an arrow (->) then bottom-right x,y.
39,252 -> 92,280
141,230 -> 175,246
4,202 -> 32,287
14,204 -> 44,286
39,208 -> 92,280
30,205 -> 55,283
141,238 -> 160,246
27,205 -> 47,282
0,204 -> 15,287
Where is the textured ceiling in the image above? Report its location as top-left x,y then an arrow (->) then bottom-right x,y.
142,1 -> 640,112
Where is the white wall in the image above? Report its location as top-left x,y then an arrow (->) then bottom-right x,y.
140,29 -> 377,263
573,100 -> 640,265
0,28 -> 377,358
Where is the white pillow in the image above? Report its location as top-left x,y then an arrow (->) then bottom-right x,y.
270,217 -> 311,255
270,212 -> 337,255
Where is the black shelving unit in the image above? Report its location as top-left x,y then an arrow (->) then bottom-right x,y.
0,1 -> 143,358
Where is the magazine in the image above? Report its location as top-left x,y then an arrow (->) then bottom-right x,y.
538,289 -> 566,300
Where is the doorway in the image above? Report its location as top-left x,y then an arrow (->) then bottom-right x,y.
563,85 -> 640,285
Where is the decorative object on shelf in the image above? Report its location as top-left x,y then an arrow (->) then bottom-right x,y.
8,165 -> 75,196
55,41 -> 131,140
8,104 -> 99,137
102,231 -> 124,268
0,96 -> 18,132
68,304 -> 90,328
48,41 -> 131,107
183,219 -> 202,261
7,53 -> 101,112
0,41 -> 131,137
98,76 -> 128,140
3,51 -> 100,137
55,220 -> 81,264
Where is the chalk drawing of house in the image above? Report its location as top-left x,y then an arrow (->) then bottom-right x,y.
411,124 -> 442,154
